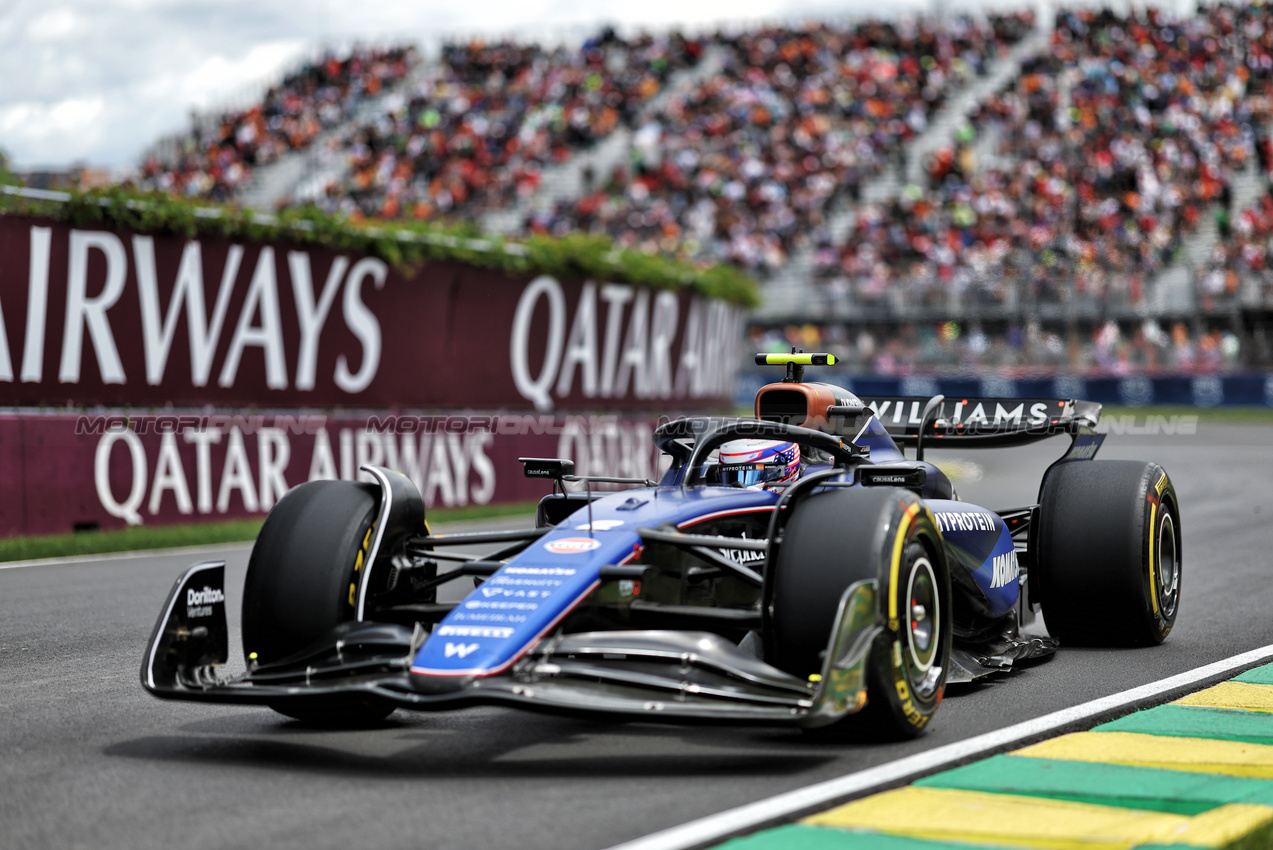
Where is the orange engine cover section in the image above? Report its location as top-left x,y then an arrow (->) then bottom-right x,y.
754,381 -> 851,431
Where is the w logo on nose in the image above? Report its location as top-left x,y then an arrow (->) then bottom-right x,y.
445,642 -> 480,659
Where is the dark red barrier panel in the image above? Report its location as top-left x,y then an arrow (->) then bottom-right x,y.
0,412 -> 669,537
0,215 -> 744,411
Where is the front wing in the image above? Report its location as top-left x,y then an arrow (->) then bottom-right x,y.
141,561 -> 883,728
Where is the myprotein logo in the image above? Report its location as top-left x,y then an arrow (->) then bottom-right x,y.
0,225 -> 385,394
509,275 -> 744,411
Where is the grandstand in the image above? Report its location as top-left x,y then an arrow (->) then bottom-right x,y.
122,4 -> 1273,375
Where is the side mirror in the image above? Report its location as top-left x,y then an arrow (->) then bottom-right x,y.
519,457 -> 575,493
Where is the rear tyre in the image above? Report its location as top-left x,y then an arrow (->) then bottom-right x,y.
242,480 -> 396,724
1036,460 -> 1181,646
767,488 -> 951,739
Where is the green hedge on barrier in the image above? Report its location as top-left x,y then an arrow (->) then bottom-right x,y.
0,185 -> 759,307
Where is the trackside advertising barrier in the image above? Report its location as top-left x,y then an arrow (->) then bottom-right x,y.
0,412 -> 667,536
0,215 -> 745,411
0,211 -> 746,536
735,371 -> 1273,409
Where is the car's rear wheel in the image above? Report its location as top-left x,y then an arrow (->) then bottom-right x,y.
242,479 -> 396,725
1035,460 -> 1181,646
767,487 -> 951,739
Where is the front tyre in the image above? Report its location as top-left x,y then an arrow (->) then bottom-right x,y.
1036,460 -> 1181,646
767,488 -> 951,739
242,479 -> 396,725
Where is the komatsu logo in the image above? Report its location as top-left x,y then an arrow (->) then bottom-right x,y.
989,552 -> 1018,589
504,567 -> 577,576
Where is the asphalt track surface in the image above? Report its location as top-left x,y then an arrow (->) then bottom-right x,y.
3,423 -> 1272,850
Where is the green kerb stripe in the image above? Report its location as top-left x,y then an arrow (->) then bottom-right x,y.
1097,703 -> 1273,745
915,753 -> 1273,816
713,824 -> 1005,850
1235,663 -> 1273,686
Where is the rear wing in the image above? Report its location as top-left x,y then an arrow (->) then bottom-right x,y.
858,396 -> 1102,447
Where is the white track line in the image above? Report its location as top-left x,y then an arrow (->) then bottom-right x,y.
0,541 -> 254,570
606,643 -> 1273,850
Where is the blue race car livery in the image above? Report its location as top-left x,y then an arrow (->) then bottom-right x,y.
142,353 -> 1181,738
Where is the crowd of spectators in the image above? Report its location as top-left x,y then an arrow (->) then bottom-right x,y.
752,318 -> 1244,377
522,13 -> 1034,271
134,46 -> 418,202
819,3 -> 1273,312
308,30 -> 704,220
1197,182 -> 1273,310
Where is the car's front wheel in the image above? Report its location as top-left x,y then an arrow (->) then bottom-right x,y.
767,487 -> 951,739
242,479 -> 396,725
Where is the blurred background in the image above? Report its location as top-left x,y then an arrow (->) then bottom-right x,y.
6,0 -> 1271,393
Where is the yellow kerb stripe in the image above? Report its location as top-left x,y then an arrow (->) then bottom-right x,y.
1015,731 -> 1273,779
1170,804 -> 1273,848
1175,682 -> 1273,713
804,786 -> 1189,850
888,502 -> 921,623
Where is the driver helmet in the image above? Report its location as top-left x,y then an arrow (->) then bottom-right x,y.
718,439 -> 801,488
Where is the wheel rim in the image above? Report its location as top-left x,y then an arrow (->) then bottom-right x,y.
904,555 -> 942,697
1157,511 -> 1179,618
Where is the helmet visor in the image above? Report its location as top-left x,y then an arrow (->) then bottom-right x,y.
721,462 -> 784,487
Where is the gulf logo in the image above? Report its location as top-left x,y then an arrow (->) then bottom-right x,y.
544,537 -> 603,555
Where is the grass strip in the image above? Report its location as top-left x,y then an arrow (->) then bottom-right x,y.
1098,405 -> 1273,423
0,500 -> 538,562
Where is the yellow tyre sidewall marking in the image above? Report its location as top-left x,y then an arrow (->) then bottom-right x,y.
348,525 -> 375,610
887,501 -> 930,727
1148,500 -> 1159,618
888,502 -> 922,628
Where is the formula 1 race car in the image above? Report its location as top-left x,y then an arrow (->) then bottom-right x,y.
142,353 -> 1182,738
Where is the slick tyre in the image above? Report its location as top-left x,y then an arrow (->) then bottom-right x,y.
242,479 -> 395,724
767,487 -> 950,739
1036,460 -> 1181,646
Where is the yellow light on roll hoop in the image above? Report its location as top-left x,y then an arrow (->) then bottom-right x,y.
757,353 -> 837,366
